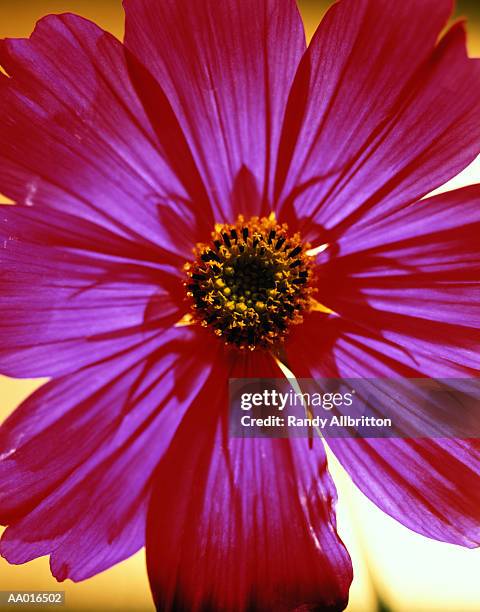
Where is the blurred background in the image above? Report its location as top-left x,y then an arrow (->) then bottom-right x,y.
0,1 -> 480,610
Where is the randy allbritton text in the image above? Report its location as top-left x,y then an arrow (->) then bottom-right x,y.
239,414 -> 392,429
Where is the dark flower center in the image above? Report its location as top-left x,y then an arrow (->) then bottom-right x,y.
184,214 -> 315,350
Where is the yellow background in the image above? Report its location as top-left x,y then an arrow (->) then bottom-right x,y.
1,1 -> 480,610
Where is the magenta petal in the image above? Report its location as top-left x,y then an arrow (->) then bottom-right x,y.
276,0 -> 480,241
328,437 -> 480,547
0,327 -> 218,580
312,186 -> 480,374
286,184 -> 480,550
146,351 -> 352,611
0,13 -> 212,250
287,316 -> 480,546
123,0 -> 306,220
0,205 -> 184,377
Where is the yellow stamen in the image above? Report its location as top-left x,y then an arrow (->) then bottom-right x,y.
306,243 -> 330,257
174,313 -> 195,327
310,298 -> 338,316
0,193 -> 15,205
273,354 -> 323,441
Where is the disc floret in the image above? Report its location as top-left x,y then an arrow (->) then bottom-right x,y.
184,214 -> 315,350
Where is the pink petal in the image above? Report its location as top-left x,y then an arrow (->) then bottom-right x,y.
123,0 -> 306,220
286,313 -> 480,546
146,350 -> 352,611
327,436 -> 480,547
313,186 -> 480,374
276,0 -> 480,242
0,13 -> 212,252
0,327 -> 219,580
0,205 -> 184,377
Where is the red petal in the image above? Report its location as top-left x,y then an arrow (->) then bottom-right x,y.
146,350 -> 352,611
123,0 -> 306,220
0,205 -> 184,377
0,327 -> 219,580
286,313 -> 480,546
312,185 -> 480,374
328,436 -> 480,548
276,0 -> 480,241
0,14 -> 212,251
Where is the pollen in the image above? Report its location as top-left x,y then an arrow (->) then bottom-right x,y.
184,214 -> 316,350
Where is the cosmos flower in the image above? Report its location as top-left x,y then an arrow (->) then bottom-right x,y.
1,0 -> 480,610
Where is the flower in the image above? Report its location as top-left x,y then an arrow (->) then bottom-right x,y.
1,0 -> 480,610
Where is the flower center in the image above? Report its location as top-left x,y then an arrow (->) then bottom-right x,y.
184,214 -> 315,350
